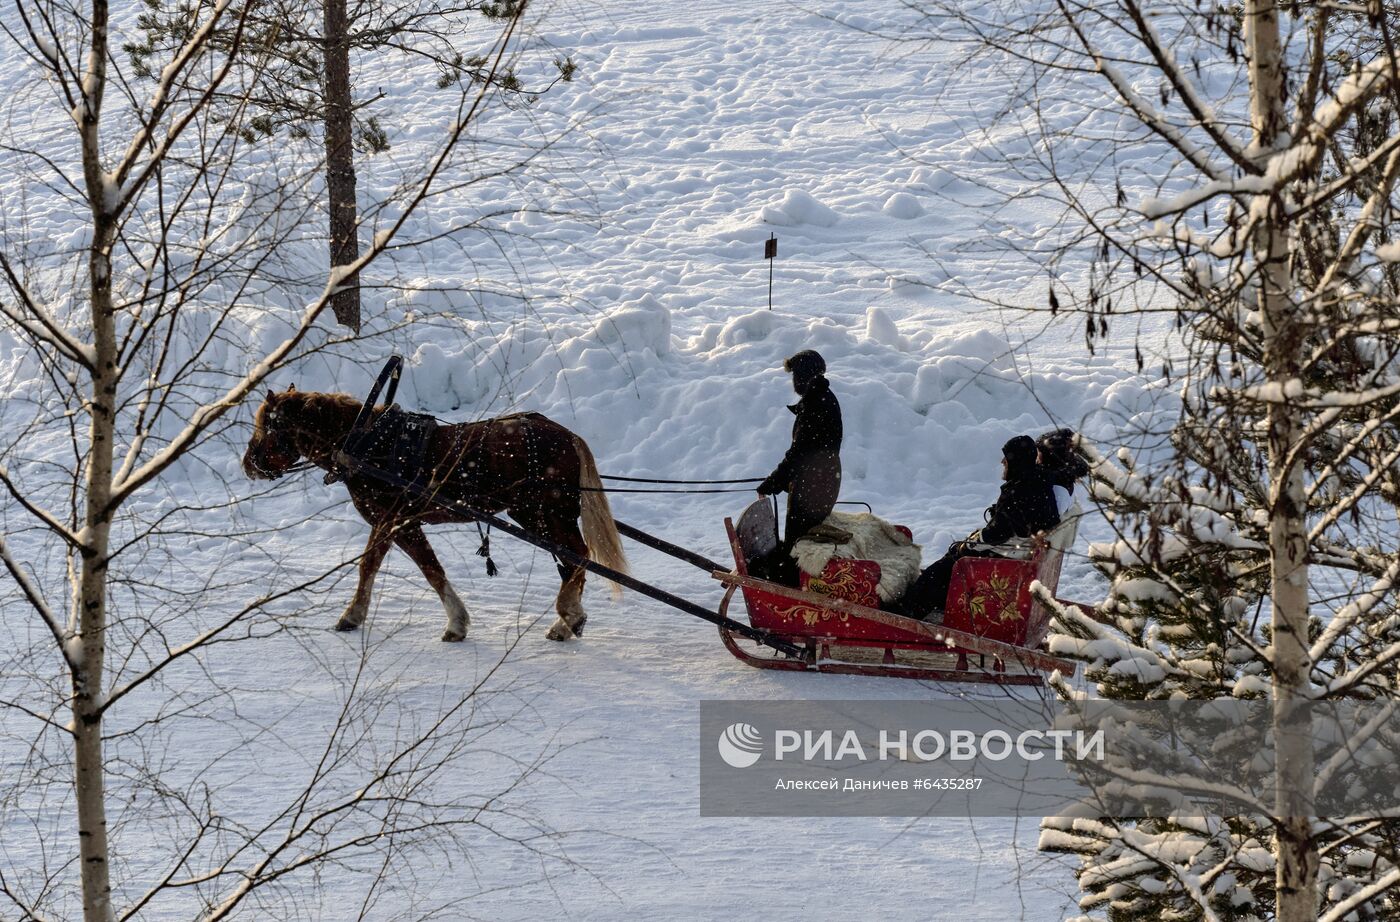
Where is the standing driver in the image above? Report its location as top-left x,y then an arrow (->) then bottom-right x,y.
755,349 -> 843,584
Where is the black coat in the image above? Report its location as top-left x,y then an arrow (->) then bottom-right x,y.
978,471 -> 1060,545
765,375 -> 842,490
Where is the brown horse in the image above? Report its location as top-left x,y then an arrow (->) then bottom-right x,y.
242,388 -> 628,642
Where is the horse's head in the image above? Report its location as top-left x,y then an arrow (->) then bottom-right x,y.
243,388 -> 304,480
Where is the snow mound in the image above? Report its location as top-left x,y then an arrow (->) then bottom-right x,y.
759,189 -> 839,227
591,294 -> 673,356
911,363 -> 945,412
864,306 -> 909,351
881,192 -> 924,219
407,340 -> 499,411
718,308 -> 776,346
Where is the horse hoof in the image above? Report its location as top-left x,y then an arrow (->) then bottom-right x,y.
441,629 -> 466,643
334,619 -> 360,632
545,620 -> 577,642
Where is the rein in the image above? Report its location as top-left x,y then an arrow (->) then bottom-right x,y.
580,485 -> 759,494
599,475 -> 761,485
585,473 -> 764,495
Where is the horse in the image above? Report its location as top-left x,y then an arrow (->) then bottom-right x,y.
242,387 -> 628,642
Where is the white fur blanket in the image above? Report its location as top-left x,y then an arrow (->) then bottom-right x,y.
792,511 -> 923,602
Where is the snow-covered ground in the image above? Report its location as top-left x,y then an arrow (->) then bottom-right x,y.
0,1 -> 1179,919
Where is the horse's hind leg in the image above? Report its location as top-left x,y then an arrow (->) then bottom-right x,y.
546,555 -> 589,641
510,508 -> 588,641
336,523 -> 394,632
393,524 -> 470,642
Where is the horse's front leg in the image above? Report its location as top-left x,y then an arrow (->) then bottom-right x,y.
393,524 -> 471,642
335,523 -> 394,632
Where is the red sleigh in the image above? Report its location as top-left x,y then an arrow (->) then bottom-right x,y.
713,500 -> 1079,684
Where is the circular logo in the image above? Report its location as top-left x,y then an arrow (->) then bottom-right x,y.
717,722 -> 763,769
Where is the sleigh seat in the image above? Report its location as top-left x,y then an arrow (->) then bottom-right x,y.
939,503 -> 1082,649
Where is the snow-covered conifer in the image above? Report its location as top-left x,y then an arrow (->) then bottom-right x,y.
903,0 -> 1400,917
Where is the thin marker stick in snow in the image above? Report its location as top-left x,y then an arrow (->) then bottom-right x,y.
765,233 -> 777,310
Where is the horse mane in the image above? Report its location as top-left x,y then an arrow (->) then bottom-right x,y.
271,390 -> 364,455
283,390 -> 361,416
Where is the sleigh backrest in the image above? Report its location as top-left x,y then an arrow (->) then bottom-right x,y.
734,498 -> 779,569
1023,502 -> 1082,645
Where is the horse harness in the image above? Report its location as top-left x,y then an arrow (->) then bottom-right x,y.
327,403 -> 439,494
324,356 -> 437,493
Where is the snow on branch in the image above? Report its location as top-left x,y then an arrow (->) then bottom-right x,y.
1050,682 -> 1270,813
11,0 -> 81,112
1141,176 -> 1274,219
1229,377 -> 1400,409
1313,700 -> 1400,791
1312,143 -> 1400,294
1296,132 -> 1400,218
1124,0 -> 1255,177
1308,436 -> 1400,546
1039,586 -> 1176,687
1310,560 -> 1400,666
1319,637 -> 1400,700
1266,51 -> 1400,189
0,253 -> 96,369
108,0 -> 245,218
1320,866 -> 1400,922
107,4 -> 528,508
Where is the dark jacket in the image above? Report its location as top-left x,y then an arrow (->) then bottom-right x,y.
1040,463 -> 1081,495
766,375 -> 842,489
978,471 -> 1060,545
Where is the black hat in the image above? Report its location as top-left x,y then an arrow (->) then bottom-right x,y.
1037,428 -> 1089,480
1037,428 -> 1076,457
783,350 -> 826,378
1002,435 -> 1038,473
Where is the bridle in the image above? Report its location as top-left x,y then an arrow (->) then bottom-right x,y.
249,403 -> 317,479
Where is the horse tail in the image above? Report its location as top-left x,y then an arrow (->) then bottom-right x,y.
573,434 -> 628,597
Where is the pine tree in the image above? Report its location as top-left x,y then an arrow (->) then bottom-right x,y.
1041,429 -> 1400,919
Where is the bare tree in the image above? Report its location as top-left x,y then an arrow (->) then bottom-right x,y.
0,0 -> 593,918
881,0 -> 1400,917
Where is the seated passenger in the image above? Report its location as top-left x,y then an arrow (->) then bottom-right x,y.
1036,428 -> 1090,515
896,435 -> 1059,621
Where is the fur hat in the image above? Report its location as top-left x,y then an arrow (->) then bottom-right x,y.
783,350 -> 826,379
1037,428 -> 1090,481
1002,435 -> 1038,475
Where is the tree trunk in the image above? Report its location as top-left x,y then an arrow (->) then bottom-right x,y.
323,0 -> 360,331
1247,1 -> 1319,918
76,2 -> 117,917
